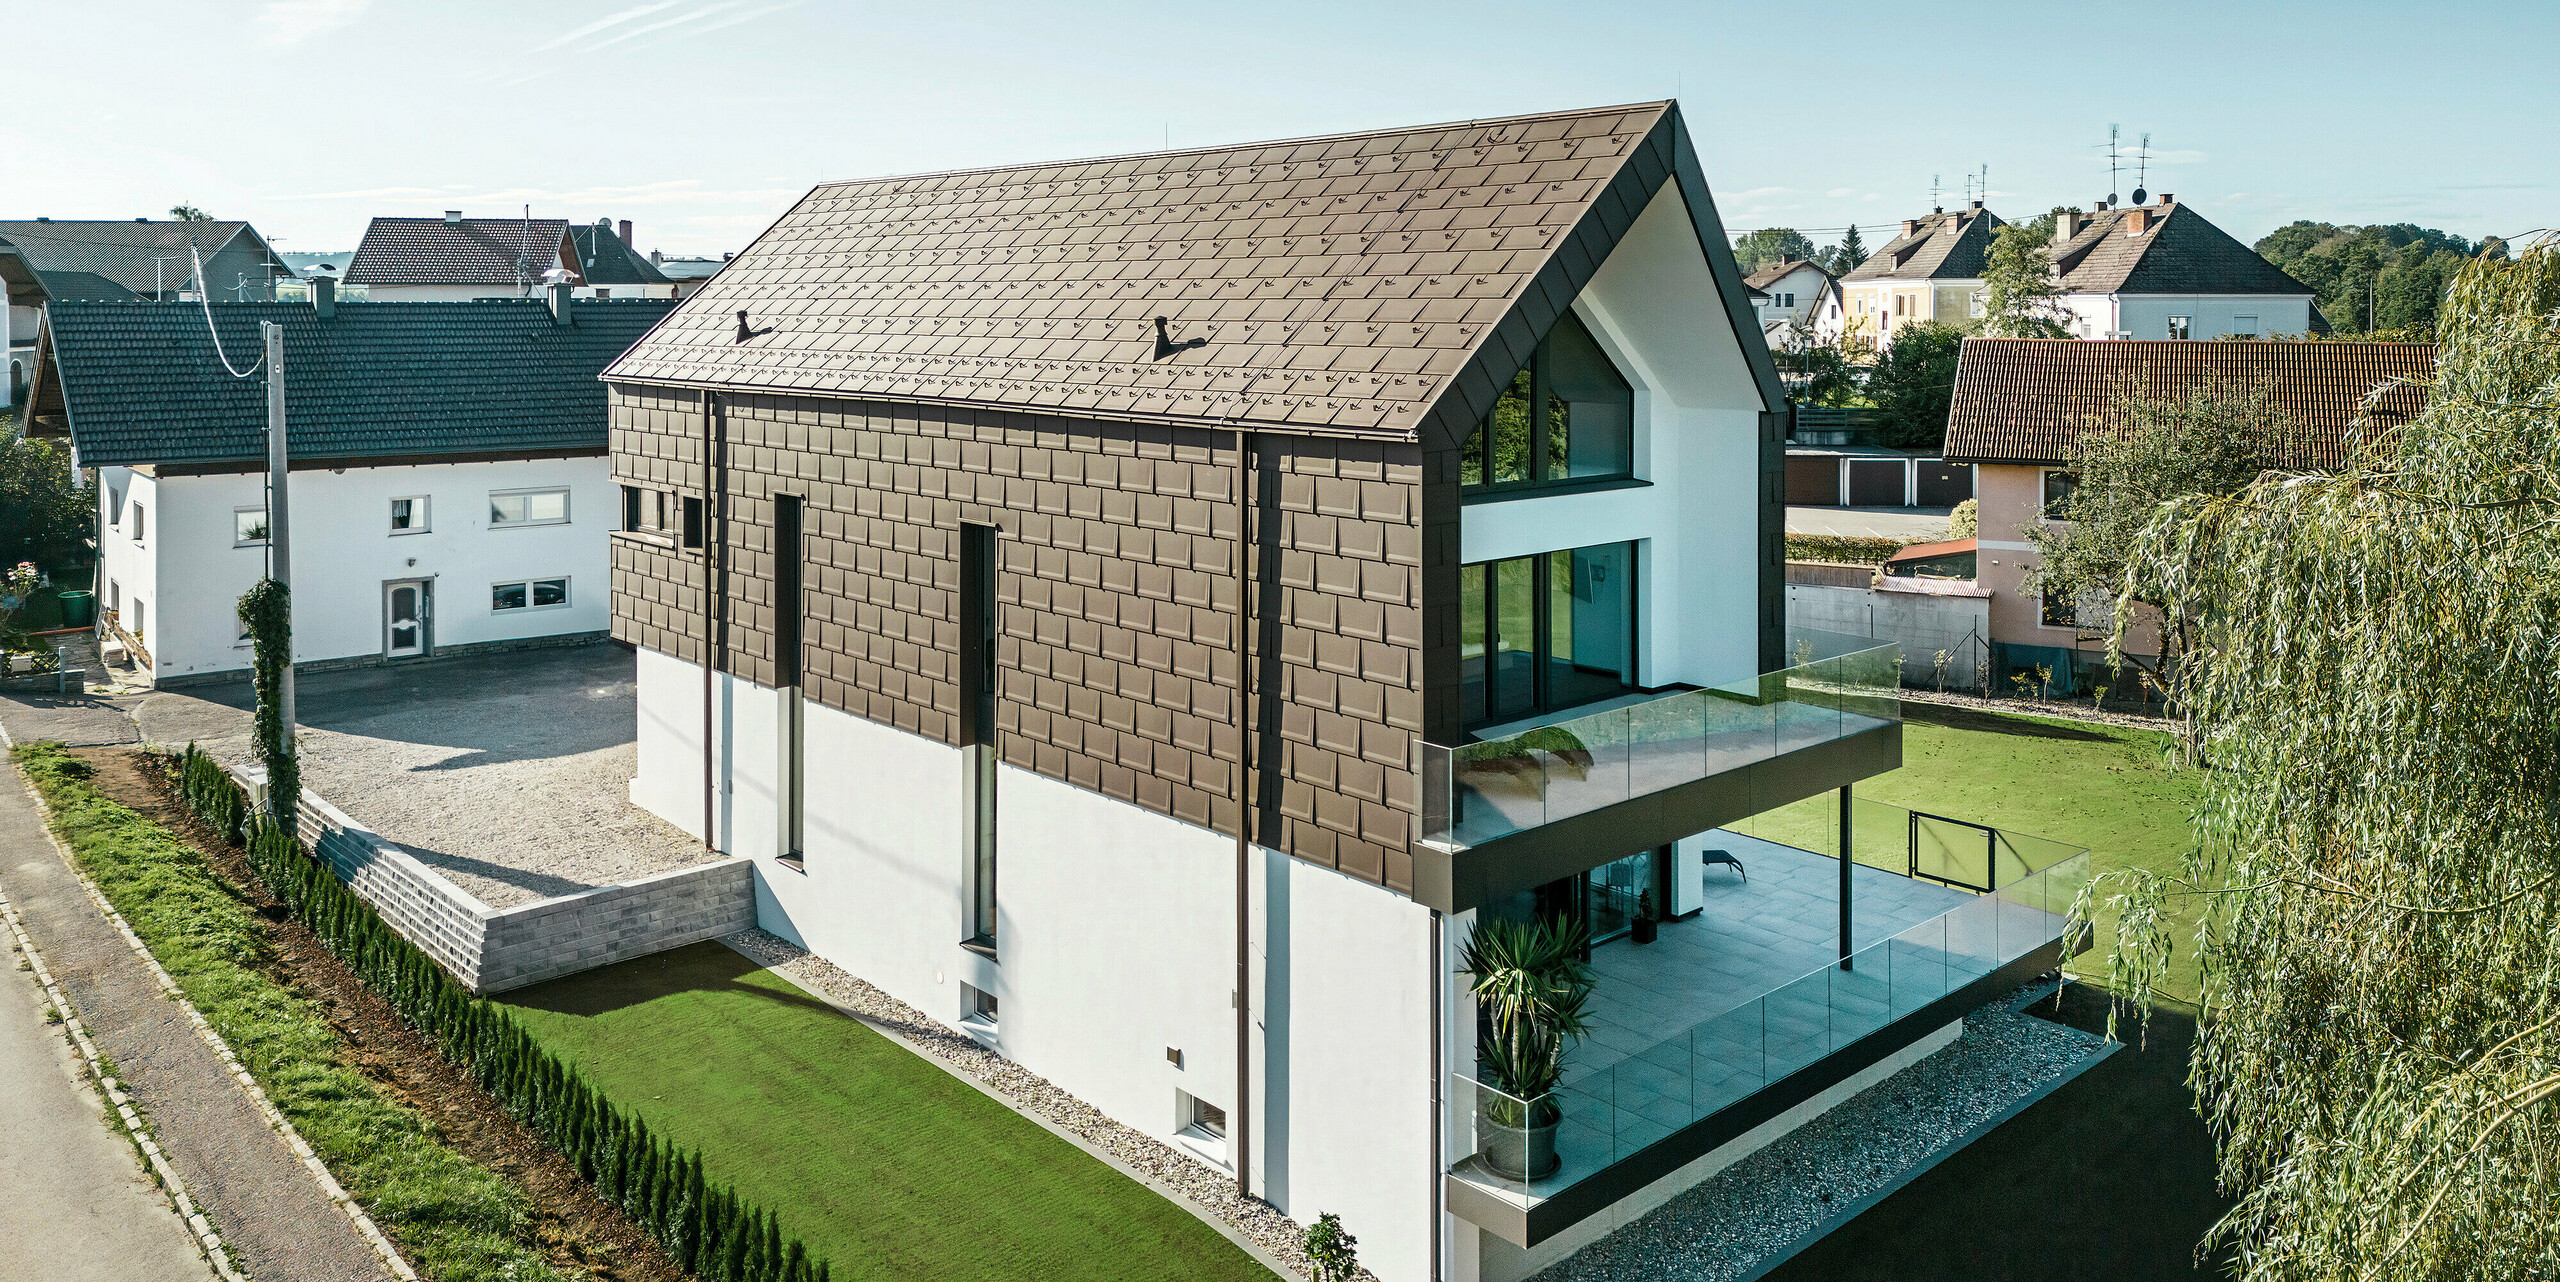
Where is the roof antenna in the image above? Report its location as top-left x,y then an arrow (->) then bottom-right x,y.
2131,132 -> 2152,205
1928,172 -> 1942,213
2103,124 -> 2121,206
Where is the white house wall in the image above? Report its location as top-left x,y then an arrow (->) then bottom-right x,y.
629,655 -> 1444,1281
127,457 -> 614,679
2062,292 -> 2315,340
1460,182 -> 1765,690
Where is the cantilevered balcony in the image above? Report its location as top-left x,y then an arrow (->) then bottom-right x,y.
1414,629 -> 1904,914
1444,807 -> 2092,1248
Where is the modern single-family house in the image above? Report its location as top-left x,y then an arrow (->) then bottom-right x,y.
20,286 -> 675,683
561,219 -> 680,298
2048,196 -> 2322,339
1836,203 -> 2002,348
1942,337 -> 2434,690
344,212 -> 572,300
599,102 -> 2082,1282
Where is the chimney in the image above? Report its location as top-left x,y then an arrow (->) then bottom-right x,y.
1901,218 -> 1919,237
2126,208 -> 2151,236
444,210 -> 463,226
2158,193 -> 2175,206
618,219 -> 633,247
1968,200 -> 1983,212
548,282 -> 574,326
310,276 -> 337,319
2055,211 -> 2081,240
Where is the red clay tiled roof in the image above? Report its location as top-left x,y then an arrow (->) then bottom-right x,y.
344,217 -> 568,285
602,101 -> 1774,440
1942,338 -> 2437,467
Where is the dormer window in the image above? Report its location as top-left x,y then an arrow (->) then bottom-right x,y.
1460,311 -> 1634,498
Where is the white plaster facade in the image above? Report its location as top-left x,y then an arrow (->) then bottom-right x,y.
2059,290 -> 2315,340
93,456 -> 615,681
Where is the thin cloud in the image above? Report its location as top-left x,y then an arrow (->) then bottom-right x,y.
586,0 -> 749,51
533,0 -> 685,52
257,0 -> 368,45
1826,187 -> 1857,198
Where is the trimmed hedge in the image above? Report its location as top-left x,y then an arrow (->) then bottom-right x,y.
177,746 -> 829,1282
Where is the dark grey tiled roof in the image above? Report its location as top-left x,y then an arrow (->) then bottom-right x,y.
0,220 -> 264,296
2052,203 -> 2316,296
564,225 -> 674,286
604,100 -> 1782,440
1840,208 -> 2003,282
343,217 -> 568,285
1744,259 -> 1833,290
39,298 -> 676,468
35,270 -> 141,301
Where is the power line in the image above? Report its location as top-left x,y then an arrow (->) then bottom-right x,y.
188,244 -> 264,380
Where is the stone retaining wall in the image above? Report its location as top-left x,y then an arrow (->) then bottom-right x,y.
228,760 -> 752,994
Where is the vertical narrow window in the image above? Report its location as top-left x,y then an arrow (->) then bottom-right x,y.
775,495 -> 806,863
623,485 -> 643,531
681,495 -> 705,549
960,522 -> 999,952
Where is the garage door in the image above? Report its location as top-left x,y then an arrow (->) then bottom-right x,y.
1786,456 -> 1840,505
1848,459 -> 1906,506
1915,460 -> 1974,507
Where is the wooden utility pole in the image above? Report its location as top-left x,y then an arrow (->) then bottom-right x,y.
262,322 -> 294,738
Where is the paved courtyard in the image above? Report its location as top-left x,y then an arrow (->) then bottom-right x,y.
130,644 -> 707,908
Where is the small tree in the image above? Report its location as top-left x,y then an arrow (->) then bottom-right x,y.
0,435 -> 93,569
168,203 -> 213,222
1866,322 -> 1965,448
1824,224 -> 1869,274
1304,1212 -> 1359,1282
1733,227 -> 1817,273
238,578 -> 298,816
1978,216 -> 2073,339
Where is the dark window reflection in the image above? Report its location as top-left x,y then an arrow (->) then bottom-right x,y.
1463,311 -> 1635,498
1461,540 -> 1639,731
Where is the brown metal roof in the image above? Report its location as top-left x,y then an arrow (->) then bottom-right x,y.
602,101 -> 1782,441
1839,208 -> 2004,282
1943,338 -> 2437,467
2052,202 -> 2315,297
344,216 -> 568,285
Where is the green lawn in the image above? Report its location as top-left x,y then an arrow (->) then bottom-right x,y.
1727,702 -> 2208,1001
500,943 -> 1277,1282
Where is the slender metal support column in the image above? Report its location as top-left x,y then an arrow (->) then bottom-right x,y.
1231,427 -> 1252,1201
1838,784 -> 1854,970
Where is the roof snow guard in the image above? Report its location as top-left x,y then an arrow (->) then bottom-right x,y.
602,101 -> 1780,444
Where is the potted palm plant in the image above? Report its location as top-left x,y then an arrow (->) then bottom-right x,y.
1458,915 -> 1594,1181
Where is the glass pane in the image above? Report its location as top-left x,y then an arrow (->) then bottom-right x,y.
1548,543 -> 1635,708
532,579 -> 568,607
390,588 -> 417,624
390,498 -> 412,529
1544,312 -> 1634,481
391,624 -> 417,648
492,582 -> 527,611
491,495 -> 525,524
1459,564 -> 1487,726
1462,420 -> 1486,488
527,491 -> 567,522
1490,556 -> 1538,722
1489,368 -> 1531,485
1585,850 -> 1649,941
236,510 -> 266,542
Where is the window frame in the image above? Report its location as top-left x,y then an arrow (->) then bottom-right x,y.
389,495 -> 431,535
233,506 -> 270,548
489,576 -> 572,613
1459,539 -> 1641,732
130,502 -> 146,544
487,486 -> 571,529
960,982 -> 999,1034
2040,468 -> 2079,519
2167,315 -> 2193,340
1460,310 -> 1640,502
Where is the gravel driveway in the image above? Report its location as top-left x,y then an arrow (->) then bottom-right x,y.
133,644 -> 708,909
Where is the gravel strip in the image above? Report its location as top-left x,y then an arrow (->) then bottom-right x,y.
1893,686 -> 2176,733
1533,986 -> 2110,1282
723,927 -> 1353,1281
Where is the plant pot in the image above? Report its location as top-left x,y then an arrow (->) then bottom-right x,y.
1477,1096 -> 1562,1181
1631,916 -> 1657,945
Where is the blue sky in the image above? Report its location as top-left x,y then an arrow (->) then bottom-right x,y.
9,0 -> 2551,260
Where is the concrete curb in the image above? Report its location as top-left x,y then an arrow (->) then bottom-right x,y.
1,733 -> 419,1281
0,881 -> 235,1282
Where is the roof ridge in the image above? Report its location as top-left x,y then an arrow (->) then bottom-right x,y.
807,100 -> 1675,192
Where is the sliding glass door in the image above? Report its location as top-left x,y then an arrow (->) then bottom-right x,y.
1458,540 -> 1639,731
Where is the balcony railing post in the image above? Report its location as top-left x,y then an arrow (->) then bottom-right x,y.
1838,784 -> 1854,970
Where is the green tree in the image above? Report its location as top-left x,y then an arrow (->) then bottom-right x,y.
2099,243 -> 2560,1280
1865,321 -> 1963,448
2255,220 -> 2502,339
0,435 -> 93,569
1978,215 -> 2072,339
1824,224 -> 1869,274
167,204 -> 212,222
1732,227 -> 1817,273
1775,339 -> 1862,406
2023,377 -> 2291,687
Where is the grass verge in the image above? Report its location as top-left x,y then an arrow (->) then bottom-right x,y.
500,942 -> 1280,1282
13,741 -> 574,1281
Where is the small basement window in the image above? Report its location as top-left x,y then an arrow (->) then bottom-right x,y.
489,487 -> 570,528
491,578 -> 570,612
960,982 -> 998,1032
234,507 -> 269,546
390,496 -> 430,534
1171,1090 -> 1232,1170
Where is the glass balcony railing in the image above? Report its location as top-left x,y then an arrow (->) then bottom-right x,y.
1448,848 -> 2093,1211
1420,629 -> 1903,851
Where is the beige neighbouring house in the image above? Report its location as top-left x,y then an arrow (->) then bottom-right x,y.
1836,202 -> 2002,349
1941,337 -> 2437,692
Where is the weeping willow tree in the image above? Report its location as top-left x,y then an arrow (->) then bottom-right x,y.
2099,240 -> 2560,1279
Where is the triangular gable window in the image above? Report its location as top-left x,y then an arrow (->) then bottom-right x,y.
1460,310 -> 1633,497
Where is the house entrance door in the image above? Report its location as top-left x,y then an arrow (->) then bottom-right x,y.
384,580 -> 431,658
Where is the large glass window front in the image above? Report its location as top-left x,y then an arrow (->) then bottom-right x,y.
1461,311 -> 1635,497
1458,540 -> 1639,730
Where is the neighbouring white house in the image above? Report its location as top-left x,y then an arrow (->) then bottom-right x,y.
1745,256 -> 1840,340
599,101 -> 2083,1282
1837,202 -> 2002,349
20,283 -> 675,684
2048,195 -> 2322,339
